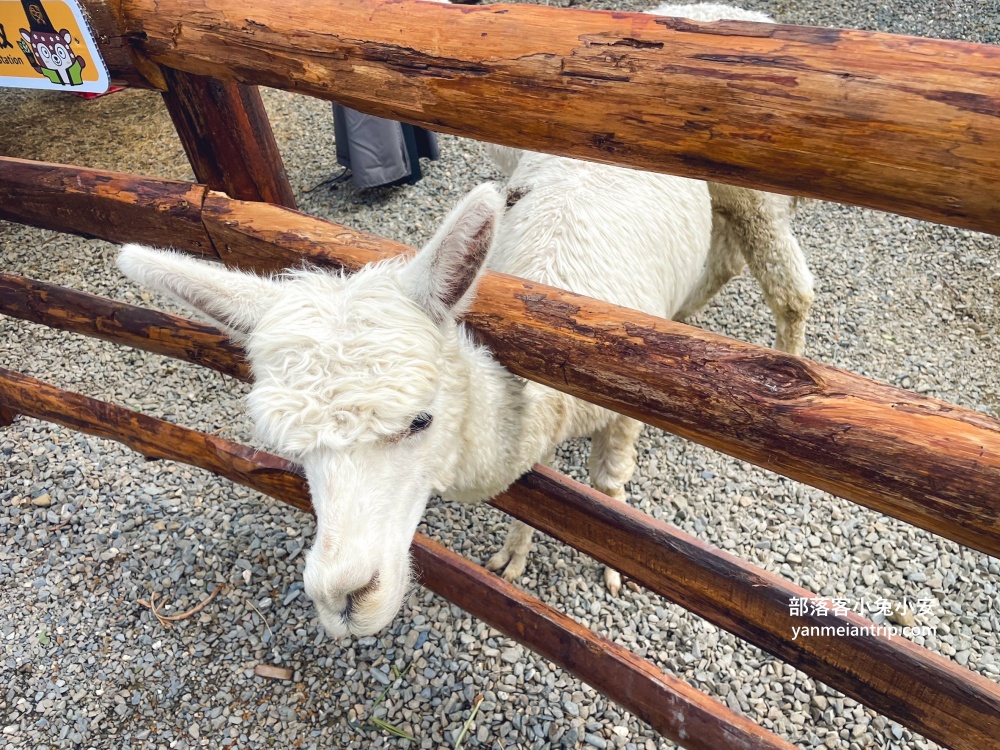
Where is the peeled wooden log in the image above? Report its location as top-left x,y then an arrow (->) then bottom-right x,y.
0,158 -> 216,256
201,193 -> 407,271
2,290 -> 999,748
0,368 -> 794,750
470,277 -> 1000,556
80,0 -> 1000,234
70,0 -> 160,89
0,369 -> 302,503
159,68 -> 298,208
1,159 -> 998,558
0,274 -> 248,381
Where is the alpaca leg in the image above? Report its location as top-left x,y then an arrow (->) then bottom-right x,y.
675,209 -> 747,321
708,184 -> 815,356
485,449 -> 557,582
485,518 -> 535,582
589,415 -> 643,596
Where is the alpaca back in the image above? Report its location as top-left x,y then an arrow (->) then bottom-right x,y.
648,2 -> 774,23
488,152 -> 713,318
483,152 -> 714,447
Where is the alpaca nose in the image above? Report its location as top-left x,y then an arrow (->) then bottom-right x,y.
341,572 -> 381,620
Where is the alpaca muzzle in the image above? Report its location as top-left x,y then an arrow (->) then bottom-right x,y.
306,553 -> 411,638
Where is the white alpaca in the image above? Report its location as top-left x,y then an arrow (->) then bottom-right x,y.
474,148 -> 811,593
648,2 -> 775,24
116,5 -> 813,639
476,1 -> 815,595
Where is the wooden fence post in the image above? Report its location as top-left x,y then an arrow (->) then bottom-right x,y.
160,68 -> 298,208
59,0 -> 295,206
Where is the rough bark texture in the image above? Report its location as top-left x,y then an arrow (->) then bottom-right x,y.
0,368 -> 795,750
468,275 -> 1000,559
78,0 -> 1000,234
200,193 -> 410,272
2,161 -> 999,560
160,68 -> 297,208
0,157 -> 216,256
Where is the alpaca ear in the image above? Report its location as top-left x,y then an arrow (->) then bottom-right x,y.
117,244 -> 282,339
400,183 -> 504,323
482,143 -> 524,177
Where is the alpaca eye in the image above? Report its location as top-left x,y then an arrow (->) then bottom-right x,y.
408,413 -> 433,435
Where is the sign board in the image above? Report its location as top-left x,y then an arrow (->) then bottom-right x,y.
0,0 -> 109,93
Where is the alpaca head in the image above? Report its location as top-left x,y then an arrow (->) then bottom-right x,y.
117,183 -> 505,638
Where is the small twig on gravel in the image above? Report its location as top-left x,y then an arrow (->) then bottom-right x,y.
138,585 -> 224,627
453,694 -> 484,749
47,519 -> 72,532
138,591 -> 169,627
244,595 -> 276,651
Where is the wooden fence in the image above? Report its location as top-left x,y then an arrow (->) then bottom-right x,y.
1,0 -> 999,747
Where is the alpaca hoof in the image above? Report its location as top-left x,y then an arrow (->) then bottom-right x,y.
601,486 -> 627,502
604,567 -> 622,597
486,550 -> 527,582
485,549 -> 511,572
500,555 -> 528,583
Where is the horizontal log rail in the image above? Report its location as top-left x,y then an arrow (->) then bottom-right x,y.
415,537 -> 793,750
0,275 -> 248,381
0,367 -> 792,750
2,157 -> 1000,559
79,0 -> 1000,235
3,283 -> 1000,748
0,158 -> 216,256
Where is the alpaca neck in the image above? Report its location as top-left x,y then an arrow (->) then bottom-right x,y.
439,328 -> 556,503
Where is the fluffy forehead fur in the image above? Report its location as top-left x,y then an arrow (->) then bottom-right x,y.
246,259 -> 445,455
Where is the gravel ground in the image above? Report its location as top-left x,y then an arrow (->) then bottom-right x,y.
2,1 -> 999,749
